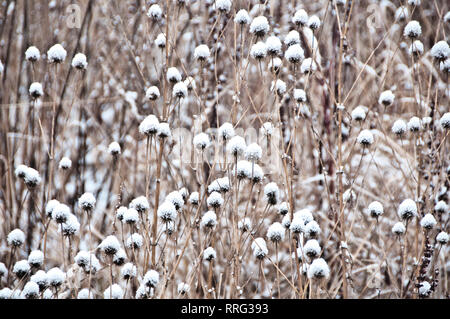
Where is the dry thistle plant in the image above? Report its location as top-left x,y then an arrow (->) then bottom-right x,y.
0,0 -> 448,300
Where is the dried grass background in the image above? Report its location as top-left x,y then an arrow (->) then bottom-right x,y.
0,0 -> 449,299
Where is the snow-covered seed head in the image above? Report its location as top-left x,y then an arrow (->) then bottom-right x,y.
357,129 -> 374,146
409,40 -> 424,56
16,166 -> 41,188
123,208 -> 139,225
227,135 -> 246,157
430,41 -> 450,61
157,122 -> 171,139
278,202 -> 289,216
201,211 -> 218,229
295,209 -> 314,224
289,216 -> 305,234
155,33 -> 166,48
116,206 -> 127,222
244,143 -> 262,162
307,15 -> 321,30
238,217 -> 252,232
218,122 -> 235,141
177,282 -> 190,295
22,281 -> 39,299
78,192 -> 96,211
165,190 -> 184,210
268,57 -> 282,73
135,285 -> 148,299
7,229 -> 25,247
58,157 -> 71,170
264,182 -> 279,205
420,213 -> 437,230
266,36 -> 282,57
235,9 -> 251,25
285,44 -> 304,64
404,20 -> 421,39
407,116 -> 422,132
407,0 -> 421,5
47,267 -> 65,287
250,41 -> 267,60
121,263 -> 137,280
194,44 -> 210,62
282,215 -> 291,229
307,258 -> 330,279
184,76 -> 196,91
193,132 -> 211,151
72,53 -> 88,70
300,58 -> 317,74
146,86 -> 160,101
189,192 -> 200,205
304,239 -> 321,258
368,201 -> 384,218
147,4 -> 163,21
139,114 -> 160,136
157,201 -> 177,222
203,247 -> 217,261
250,16 -> 270,37
77,288 -> 92,299
29,82 -> 43,99
173,81 -> 188,98
167,67 -> 182,83
434,200 -> 448,214
395,6 -> 409,20
379,90 -> 395,106
47,44 -> 67,63
144,270 -> 159,287
304,220 -> 321,238
436,232 -> 449,245
292,9 -> 308,27
126,233 -> 144,250
179,187 -> 189,202
15,164 -> 28,179
30,270 -> 48,291
252,237 -> 268,259
215,0 -> 231,13
398,199 -> 417,221
130,196 -> 150,213
392,119 -> 407,136
104,284 -> 123,299
28,250 -> 44,268
261,122 -> 274,137
234,160 -> 251,180
351,106 -> 366,122
392,222 -> 406,236
418,281 -> 431,298
108,141 -> 121,156
270,79 -> 287,96
267,222 -> 285,243
440,112 -> 450,129
249,164 -> 264,183
293,89 -> 307,103
98,235 -> 121,255
53,203 -> 71,224
74,250 -> 91,268
113,249 -> 127,266
0,288 -> 13,299
284,30 -> 300,47
13,260 -> 30,278
45,199 -> 59,219
25,46 -> 40,62
207,191 -> 224,208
